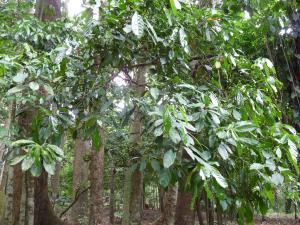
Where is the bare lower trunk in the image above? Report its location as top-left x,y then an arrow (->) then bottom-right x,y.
109,151 -> 116,225
152,184 -> 178,225
34,170 -> 65,225
71,138 -> 89,224
0,102 -> 16,224
123,66 -> 146,225
89,128 -> 105,225
174,184 -> 195,225
196,197 -> 204,225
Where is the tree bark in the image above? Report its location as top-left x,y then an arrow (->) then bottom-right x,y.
122,66 -> 146,225
33,2 -> 66,225
174,183 -> 195,225
34,170 -> 65,225
108,151 -> 116,225
89,128 -> 105,225
152,184 -> 178,225
71,138 -> 89,225
196,197 -> 204,225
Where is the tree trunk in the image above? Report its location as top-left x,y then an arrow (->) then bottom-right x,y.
33,2 -> 66,225
122,66 -> 146,225
196,197 -> 204,225
89,128 -> 105,225
0,102 -> 16,224
174,183 -> 195,225
35,0 -> 61,20
34,170 -> 65,225
152,184 -> 178,225
108,151 -> 116,225
71,138 -> 89,224
216,202 -> 223,225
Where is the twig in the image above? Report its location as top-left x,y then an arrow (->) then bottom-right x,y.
59,186 -> 90,218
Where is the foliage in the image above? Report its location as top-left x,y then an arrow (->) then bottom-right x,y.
0,0 -> 300,224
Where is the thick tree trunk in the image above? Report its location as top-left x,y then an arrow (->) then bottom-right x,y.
71,138 -> 89,224
89,128 -> 105,225
33,2 -> 66,225
122,66 -> 146,225
34,170 -> 65,225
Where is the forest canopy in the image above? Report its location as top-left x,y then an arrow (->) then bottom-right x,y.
0,0 -> 300,225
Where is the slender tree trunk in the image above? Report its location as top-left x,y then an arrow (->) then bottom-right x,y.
0,102 -> 16,224
89,128 -> 105,225
196,197 -> 204,225
71,138 -> 89,225
108,151 -> 116,225
122,66 -> 146,225
216,202 -> 223,225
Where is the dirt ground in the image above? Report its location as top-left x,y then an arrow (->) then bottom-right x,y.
140,210 -> 300,225
63,209 -> 300,225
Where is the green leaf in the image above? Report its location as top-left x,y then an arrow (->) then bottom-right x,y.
159,169 -> 171,187
30,163 -> 42,177
218,143 -> 229,160
151,159 -> 160,172
271,173 -> 284,185
163,150 -> 176,168
170,0 -> 181,14
235,121 -> 256,132
169,128 -> 181,144
179,27 -> 189,54
250,163 -> 265,170
12,139 -> 35,147
131,11 -> 144,39
43,161 -> 55,175
7,86 -> 25,95
92,131 -> 102,152
209,165 -> 228,188
287,139 -> 297,162
47,144 -> 64,157
29,81 -> 40,91
21,157 -> 34,171
12,71 -> 28,83
150,88 -> 159,100
239,137 -> 259,145
10,155 -> 26,166
163,111 -> 172,134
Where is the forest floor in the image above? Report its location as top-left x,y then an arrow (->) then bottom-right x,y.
62,209 -> 300,225
141,210 -> 299,225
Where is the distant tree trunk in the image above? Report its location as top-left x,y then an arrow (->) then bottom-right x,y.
216,202 -> 223,225
35,0 -> 61,20
71,137 -> 89,224
122,66 -> 146,225
108,151 -> 116,225
205,194 -> 214,225
89,128 -> 105,225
